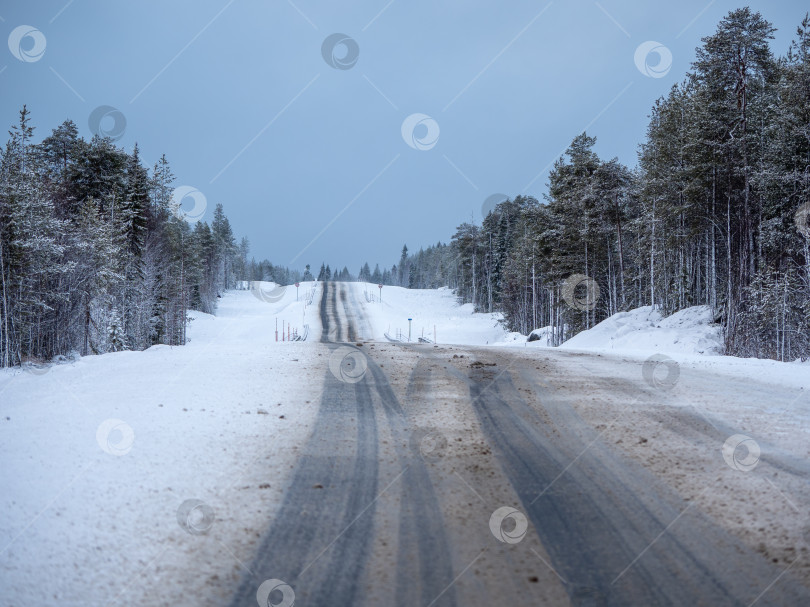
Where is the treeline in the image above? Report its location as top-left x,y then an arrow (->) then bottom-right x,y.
401,9 -> 810,361
243,257 -> 303,285
313,261 -> 400,285
0,107 -> 250,367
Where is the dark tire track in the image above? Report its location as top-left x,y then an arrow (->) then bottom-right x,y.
466,356 -> 810,606
365,360 -> 457,607
228,357 -> 379,605
230,282 -> 456,606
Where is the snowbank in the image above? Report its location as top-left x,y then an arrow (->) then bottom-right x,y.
556,305 -> 809,392
0,285 -> 326,606
560,305 -> 723,356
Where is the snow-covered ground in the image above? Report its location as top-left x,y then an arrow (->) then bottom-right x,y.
351,282 -> 809,392
0,283 -> 325,606
553,304 -> 810,392
559,305 -> 723,354
2,281 -> 808,605
349,283 -> 507,345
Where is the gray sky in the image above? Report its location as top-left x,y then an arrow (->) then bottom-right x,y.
2,0 -> 805,272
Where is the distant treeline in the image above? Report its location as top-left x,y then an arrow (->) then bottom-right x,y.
396,9 -> 810,361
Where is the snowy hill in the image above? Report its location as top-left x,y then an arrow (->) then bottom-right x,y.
350,283 -> 507,345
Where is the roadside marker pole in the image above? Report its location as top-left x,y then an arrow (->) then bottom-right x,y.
408,318 -> 412,342
275,318 -> 278,342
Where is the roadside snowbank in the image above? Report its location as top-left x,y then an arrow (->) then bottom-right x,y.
0,286 -> 326,606
560,305 -> 723,355
556,305 -> 809,391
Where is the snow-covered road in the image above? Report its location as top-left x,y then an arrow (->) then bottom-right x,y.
2,281 -> 808,606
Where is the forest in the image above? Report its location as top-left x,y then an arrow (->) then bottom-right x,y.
0,106 -> 263,367
397,9 -> 810,361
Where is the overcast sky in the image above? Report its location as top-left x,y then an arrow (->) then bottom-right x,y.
2,0 -> 806,273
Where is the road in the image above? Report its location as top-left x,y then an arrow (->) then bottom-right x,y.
231,282 -> 810,606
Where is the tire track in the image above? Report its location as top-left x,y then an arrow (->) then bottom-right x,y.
228,355 -> 379,605
230,283 -> 457,606
364,360 -> 457,606
465,354 -> 810,606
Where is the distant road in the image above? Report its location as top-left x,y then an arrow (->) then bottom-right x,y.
230,281 -> 810,606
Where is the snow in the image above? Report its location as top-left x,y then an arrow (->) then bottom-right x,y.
552,304 -> 810,392
0,283 -> 326,606
560,305 -> 724,355
2,282 -> 808,604
351,282 -> 808,389
351,283 -> 507,345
